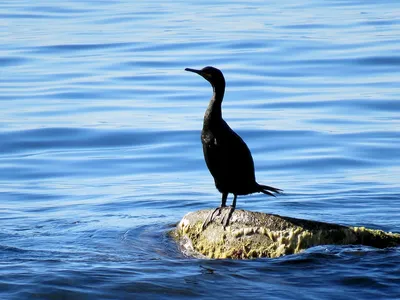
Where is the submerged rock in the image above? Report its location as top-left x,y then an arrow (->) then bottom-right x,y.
174,209 -> 400,259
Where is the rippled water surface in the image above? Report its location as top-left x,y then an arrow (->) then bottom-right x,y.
1,0 -> 400,299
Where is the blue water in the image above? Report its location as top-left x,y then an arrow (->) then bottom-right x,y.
1,0 -> 400,299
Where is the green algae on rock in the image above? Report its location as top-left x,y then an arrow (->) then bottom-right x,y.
174,209 -> 400,259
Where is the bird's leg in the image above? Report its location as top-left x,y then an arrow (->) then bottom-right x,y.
202,193 -> 228,230
221,194 -> 237,228
231,194 -> 237,208
221,191 -> 227,207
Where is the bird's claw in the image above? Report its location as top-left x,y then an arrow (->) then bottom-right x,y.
221,206 -> 235,229
202,207 -> 222,230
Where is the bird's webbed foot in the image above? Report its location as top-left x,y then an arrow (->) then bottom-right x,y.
201,207 -> 223,230
221,206 -> 235,228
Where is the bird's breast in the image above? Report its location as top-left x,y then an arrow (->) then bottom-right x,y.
201,132 -> 218,148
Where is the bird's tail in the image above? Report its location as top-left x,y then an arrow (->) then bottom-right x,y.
257,184 -> 282,197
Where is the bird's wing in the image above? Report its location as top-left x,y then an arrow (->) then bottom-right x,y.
223,127 -> 256,178
204,121 -> 256,185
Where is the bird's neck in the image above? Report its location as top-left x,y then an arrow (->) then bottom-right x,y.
204,85 -> 225,128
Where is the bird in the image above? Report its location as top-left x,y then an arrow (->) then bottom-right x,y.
185,66 -> 282,228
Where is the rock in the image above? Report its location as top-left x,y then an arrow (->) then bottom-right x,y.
173,209 -> 400,259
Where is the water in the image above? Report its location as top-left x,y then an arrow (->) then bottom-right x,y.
1,0 -> 400,299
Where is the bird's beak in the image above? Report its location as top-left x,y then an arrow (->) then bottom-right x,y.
185,68 -> 202,75
185,68 -> 212,81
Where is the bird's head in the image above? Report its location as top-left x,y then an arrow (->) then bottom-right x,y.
185,66 -> 225,88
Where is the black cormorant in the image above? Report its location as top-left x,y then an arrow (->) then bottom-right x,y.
185,66 -> 282,228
